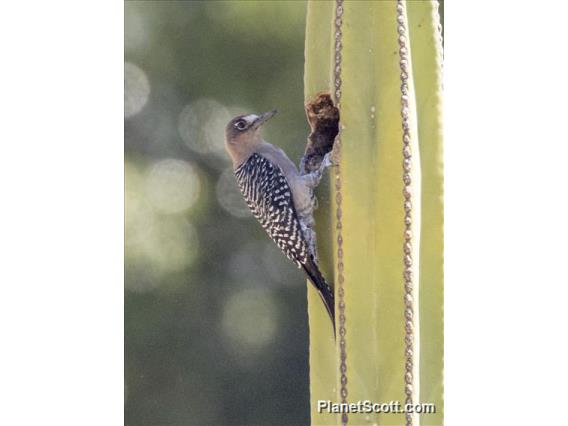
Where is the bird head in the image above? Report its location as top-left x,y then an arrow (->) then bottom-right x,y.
224,110 -> 277,167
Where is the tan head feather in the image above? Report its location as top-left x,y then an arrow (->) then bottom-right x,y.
224,111 -> 277,168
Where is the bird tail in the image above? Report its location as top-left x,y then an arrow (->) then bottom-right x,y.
303,256 -> 336,337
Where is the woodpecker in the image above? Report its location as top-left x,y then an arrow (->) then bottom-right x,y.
224,110 -> 335,333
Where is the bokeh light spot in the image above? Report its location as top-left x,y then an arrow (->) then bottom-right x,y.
221,288 -> 278,353
178,99 -> 231,157
145,159 -> 201,214
216,168 -> 251,218
125,218 -> 199,293
125,161 -> 200,292
142,219 -> 199,274
125,6 -> 149,53
125,162 -> 156,245
124,62 -> 151,118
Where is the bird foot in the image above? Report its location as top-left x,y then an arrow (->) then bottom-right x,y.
321,151 -> 338,168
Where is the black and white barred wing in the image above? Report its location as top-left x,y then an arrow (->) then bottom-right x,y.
234,153 -> 309,267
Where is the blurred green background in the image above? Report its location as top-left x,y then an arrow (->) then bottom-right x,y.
125,1 -> 312,425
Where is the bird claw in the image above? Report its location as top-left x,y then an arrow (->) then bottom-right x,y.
322,151 -> 337,168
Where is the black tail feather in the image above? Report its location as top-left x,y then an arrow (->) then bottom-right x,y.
303,256 -> 336,337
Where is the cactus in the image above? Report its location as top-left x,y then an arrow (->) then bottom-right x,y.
304,1 -> 443,425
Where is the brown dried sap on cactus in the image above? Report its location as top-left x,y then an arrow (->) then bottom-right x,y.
302,92 -> 339,174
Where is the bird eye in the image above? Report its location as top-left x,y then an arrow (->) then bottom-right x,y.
234,120 -> 247,131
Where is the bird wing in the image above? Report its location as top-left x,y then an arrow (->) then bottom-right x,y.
234,153 -> 309,267
235,152 -> 335,331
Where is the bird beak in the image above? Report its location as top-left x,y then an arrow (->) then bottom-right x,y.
252,110 -> 277,129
